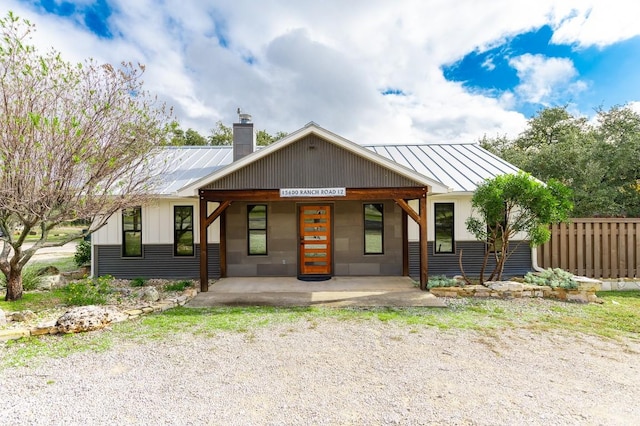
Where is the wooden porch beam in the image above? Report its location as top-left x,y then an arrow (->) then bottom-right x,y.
200,187 -> 427,202
205,200 -> 232,227
394,199 -> 420,224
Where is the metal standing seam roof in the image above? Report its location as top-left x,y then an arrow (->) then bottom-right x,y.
153,142 -> 521,195
153,146 -> 234,195
365,143 -> 521,192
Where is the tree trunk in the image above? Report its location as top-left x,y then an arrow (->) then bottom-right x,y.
4,266 -> 24,301
478,245 -> 491,285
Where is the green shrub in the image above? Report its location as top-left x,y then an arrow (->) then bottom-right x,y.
524,268 -> 577,289
0,266 -> 43,291
164,280 -> 194,292
427,275 -> 461,289
62,275 -> 113,306
74,240 -> 92,266
130,277 -> 147,287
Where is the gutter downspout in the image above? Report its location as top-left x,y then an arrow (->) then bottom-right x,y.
531,247 -> 545,273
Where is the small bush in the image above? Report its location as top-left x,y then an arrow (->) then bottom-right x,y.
130,277 -> 147,287
0,267 -> 43,291
74,240 -> 92,266
524,268 -> 577,289
164,280 -> 194,292
427,275 -> 461,289
62,275 -> 113,306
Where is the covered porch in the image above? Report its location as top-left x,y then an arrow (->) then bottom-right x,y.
197,187 -> 431,292
187,276 -> 446,307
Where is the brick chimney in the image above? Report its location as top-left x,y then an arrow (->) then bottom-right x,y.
233,109 -> 255,161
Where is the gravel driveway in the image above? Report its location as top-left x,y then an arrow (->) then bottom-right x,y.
1,319 -> 639,425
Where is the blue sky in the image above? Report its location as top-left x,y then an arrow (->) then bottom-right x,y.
443,25 -> 640,118
5,0 -> 640,143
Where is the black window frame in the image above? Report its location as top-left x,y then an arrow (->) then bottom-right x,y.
173,205 -> 195,257
122,206 -> 142,258
247,204 -> 267,256
363,203 -> 384,255
434,202 -> 455,254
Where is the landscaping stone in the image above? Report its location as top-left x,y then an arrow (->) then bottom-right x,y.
56,305 -> 128,334
486,281 -> 524,292
37,274 -> 62,290
429,279 -> 602,303
0,309 -> 6,326
12,310 -> 36,322
36,265 -> 60,276
0,328 -> 30,342
141,286 -> 160,302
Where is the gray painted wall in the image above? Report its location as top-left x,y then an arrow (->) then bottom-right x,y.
409,241 -> 532,280
206,135 -> 422,190
95,244 -> 220,280
225,200 -> 404,277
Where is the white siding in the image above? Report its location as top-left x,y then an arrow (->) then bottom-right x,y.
408,194 -> 476,242
92,198 -> 221,246
406,194 -> 528,242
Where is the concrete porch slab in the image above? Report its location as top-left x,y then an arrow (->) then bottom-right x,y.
186,276 -> 446,308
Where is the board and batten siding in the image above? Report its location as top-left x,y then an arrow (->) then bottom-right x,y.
91,199 -> 220,246
205,135 -> 423,190
94,244 -> 220,279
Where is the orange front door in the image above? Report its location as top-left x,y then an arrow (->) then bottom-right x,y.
299,205 -> 332,276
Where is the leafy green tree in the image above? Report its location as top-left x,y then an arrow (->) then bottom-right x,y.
592,106 -> 640,216
0,13 -> 171,301
168,123 -> 208,146
481,105 -> 640,217
168,121 -> 186,145
257,129 -> 288,146
208,120 -> 233,145
185,128 -> 207,146
465,172 -> 573,284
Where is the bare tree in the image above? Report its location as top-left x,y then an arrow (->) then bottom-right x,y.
0,12 -> 172,301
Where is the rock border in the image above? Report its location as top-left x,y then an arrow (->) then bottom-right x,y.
429,279 -> 602,303
0,288 -> 198,342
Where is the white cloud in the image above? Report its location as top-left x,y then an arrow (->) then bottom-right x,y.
2,0 -> 638,145
551,1 -> 640,48
509,54 -> 586,105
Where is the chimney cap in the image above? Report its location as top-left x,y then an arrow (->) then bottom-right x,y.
237,108 -> 252,124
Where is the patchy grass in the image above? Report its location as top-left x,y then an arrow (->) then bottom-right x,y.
29,255 -> 78,274
23,225 -> 85,244
2,291 -> 638,370
0,289 -> 66,312
2,331 -> 113,368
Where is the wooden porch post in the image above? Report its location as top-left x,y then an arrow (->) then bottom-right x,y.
219,209 -> 227,277
199,197 -> 232,292
199,192 -> 209,292
419,194 -> 428,290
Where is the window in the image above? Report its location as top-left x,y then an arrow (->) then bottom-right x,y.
248,204 -> 267,255
364,203 -> 383,254
122,207 -> 142,257
174,205 -> 194,256
434,203 -> 454,254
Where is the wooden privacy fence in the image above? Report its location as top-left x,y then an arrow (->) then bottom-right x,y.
537,218 -> 640,278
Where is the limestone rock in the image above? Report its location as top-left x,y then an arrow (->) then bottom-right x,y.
141,286 -> 160,302
36,265 -> 60,276
0,309 -> 6,326
12,310 -> 36,322
486,281 -> 524,292
38,275 -> 62,291
56,305 -> 127,333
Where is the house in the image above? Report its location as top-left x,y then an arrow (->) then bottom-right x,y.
91,114 -> 532,291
